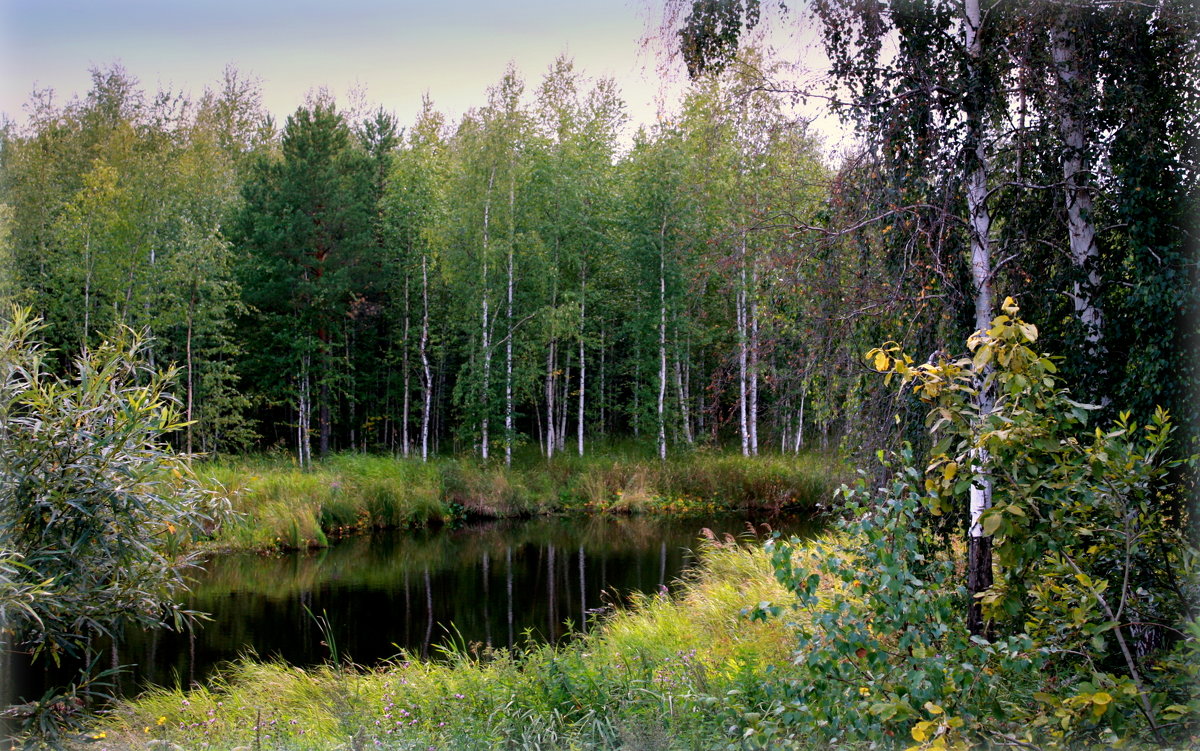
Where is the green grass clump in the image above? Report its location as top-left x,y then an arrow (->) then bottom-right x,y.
99,537 -> 828,750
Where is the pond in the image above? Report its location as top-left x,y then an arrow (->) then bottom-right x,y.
4,511 -> 815,710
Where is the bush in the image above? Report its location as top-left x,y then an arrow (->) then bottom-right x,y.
754,302 -> 1197,749
0,309 -> 232,742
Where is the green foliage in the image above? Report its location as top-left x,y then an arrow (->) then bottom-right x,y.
754,306 -> 1197,748
0,308 -> 232,741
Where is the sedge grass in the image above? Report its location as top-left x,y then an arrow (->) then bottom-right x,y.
196,445 -> 842,551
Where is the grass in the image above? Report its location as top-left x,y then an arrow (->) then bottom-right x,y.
195,443 -> 843,551
91,534 -> 835,750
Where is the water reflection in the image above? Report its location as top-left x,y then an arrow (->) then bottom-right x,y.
11,512 -> 814,703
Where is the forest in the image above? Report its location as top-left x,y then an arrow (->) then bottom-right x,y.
1,8 -> 1196,466
0,0 -> 1197,748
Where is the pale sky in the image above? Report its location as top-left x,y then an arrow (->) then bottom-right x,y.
0,0 -> 846,146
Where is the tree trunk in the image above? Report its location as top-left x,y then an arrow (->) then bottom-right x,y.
480,168 -> 495,460
505,183 -> 516,467
558,349 -> 569,452
737,236 -> 749,457
794,383 -> 807,454
749,261 -> 760,456
577,270 -> 586,457
658,218 -> 668,461
185,279 -> 197,455
319,380 -> 331,457
545,340 -> 557,458
1052,12 -> 1104,358
674,344 -> 693,444
402,273 -> 411,457
420,254 -> 432,462
964,0 -> 995,638
599,328 -> 606,436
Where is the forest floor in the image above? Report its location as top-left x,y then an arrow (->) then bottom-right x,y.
196,445 -> 843,551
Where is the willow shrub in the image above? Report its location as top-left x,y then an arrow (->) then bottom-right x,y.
0,308 -> 232,744
753,301 -> 1197,749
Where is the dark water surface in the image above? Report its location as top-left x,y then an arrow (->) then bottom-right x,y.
6,512 -> 814,708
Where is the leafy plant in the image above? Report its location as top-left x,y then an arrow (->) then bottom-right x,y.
755,302 -> 1196,748
0,307 -> 233,743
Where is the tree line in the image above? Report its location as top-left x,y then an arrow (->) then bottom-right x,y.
1,0 -> 1195,470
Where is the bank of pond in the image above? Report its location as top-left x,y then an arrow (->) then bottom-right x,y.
201,448 -> 838,551
4,450 -> 1190,750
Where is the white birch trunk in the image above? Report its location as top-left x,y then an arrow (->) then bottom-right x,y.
577,272 -> 586,457
505,178 -> 516,467
185,280 -> 197,456
737,238 -> 749,457
420,254 -> 432,462
965,0 -> 995,636
794,383 -> 807,454
480,169 -> 496,460
674,346 -> 693,444
545,341 -> 556,458
1052,13 -> 1104,353
658,220 -> 668,461
402,274 -> 412,457
299,354 -> 313,469
749,261 -> 759,456
558,354 -> 569,452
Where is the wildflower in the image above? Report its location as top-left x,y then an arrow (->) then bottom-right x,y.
157,716 -> 167,725
859,686 -> 870,696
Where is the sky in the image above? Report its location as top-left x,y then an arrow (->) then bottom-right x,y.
0,0 -> 844,146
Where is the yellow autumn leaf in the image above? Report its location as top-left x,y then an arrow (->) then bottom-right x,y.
911,721 -> 932,741
942,462 -> 958,483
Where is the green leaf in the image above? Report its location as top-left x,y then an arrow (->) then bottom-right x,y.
981,511 -> 1003,537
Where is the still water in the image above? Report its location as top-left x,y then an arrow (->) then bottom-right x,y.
7,512 -> 813,705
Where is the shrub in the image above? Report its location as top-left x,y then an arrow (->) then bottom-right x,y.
0,308 -> 232,742
755,302 -> 1197,749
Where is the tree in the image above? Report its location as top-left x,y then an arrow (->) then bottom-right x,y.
236,96 -> 374,462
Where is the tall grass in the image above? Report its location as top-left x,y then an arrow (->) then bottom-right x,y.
98,536 -> 833,750
197,445 -> 843,551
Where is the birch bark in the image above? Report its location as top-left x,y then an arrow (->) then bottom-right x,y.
964,0 -> 995,637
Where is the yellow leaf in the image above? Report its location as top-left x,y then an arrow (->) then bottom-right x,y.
911,721 -> 932,741
1092,692 -> 1112,705
874,351 -> 890,371
972,345 -> 993,370
1002,296 -> 1019,315
924,701 -> 944,715
942,462 -> 958,483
